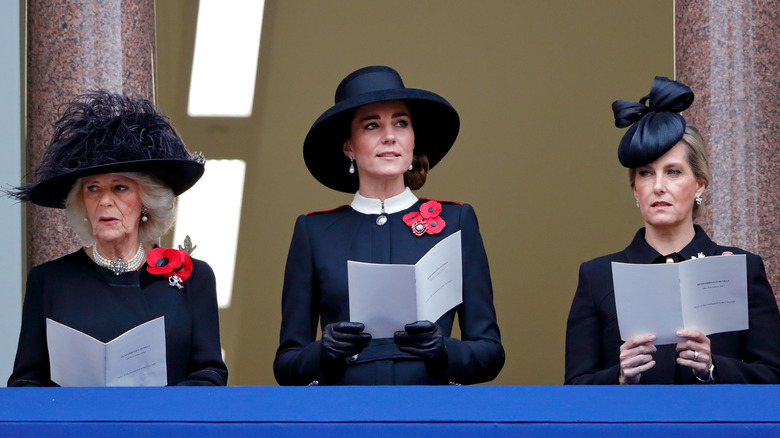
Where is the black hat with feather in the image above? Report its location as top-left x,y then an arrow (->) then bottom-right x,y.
612,76 -> 694,168
10,90 -> 204,208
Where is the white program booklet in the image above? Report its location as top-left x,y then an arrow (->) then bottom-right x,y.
46,316 -> 168,387
612,254 -> 748,345
348,231 -> 463,338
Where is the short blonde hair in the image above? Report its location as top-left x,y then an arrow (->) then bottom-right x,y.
65,172 -> 176,248
628,125 -> 711,220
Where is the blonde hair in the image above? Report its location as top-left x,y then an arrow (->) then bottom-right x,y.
65,171 -> 177,247
628,125 -> 711,220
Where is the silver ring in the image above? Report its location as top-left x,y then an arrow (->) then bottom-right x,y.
693,350 -> 699,361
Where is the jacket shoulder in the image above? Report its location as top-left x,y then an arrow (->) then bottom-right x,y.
580,250 -> 628,272
30,249 -> 86,273
305,204 -> 350,216
419,198 -> 463,206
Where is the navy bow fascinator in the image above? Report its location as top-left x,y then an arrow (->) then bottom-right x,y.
612,76 -> 694,168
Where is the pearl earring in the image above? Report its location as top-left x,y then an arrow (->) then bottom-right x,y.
141,205 -> 149,222
348,157 -> 355,174
408,163 -> 414,171
83,217 -> 88,222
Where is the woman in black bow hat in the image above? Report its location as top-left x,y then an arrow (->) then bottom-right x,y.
7,91 -> 227,386
564,77 -> 780,384
273,66 -> 504,385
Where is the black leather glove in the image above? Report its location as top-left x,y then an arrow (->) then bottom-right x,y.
394,320 -> 446,361
321,322 -> 372,363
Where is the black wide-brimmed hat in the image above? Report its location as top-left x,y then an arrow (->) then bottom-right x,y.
612,76 -> 694,168
11,91 -> 204,208
303,65 -> 460,193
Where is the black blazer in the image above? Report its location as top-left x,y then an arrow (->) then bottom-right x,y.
565,226 -> 780,384
274,200 -> 504,385
8,249 -> 228,386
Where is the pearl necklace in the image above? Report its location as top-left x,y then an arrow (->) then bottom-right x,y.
93,242 -> 145,275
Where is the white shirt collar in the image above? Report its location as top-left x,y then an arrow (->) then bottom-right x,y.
350,187 -> 418,214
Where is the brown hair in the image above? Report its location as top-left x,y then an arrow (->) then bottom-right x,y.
404,153 -> 430,190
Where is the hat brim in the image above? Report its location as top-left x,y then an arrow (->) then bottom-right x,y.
28,159 -> 205,208
303,88 -> 460,193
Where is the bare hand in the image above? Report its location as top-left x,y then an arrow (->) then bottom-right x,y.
619,333 -> 657,384
675,329 -> 712,380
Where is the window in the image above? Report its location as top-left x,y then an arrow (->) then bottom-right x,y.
173,159 -> 246,308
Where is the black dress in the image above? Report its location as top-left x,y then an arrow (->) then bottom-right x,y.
8,249 -> 228,386
274,190 -> 504,385
565,226 -> 780,384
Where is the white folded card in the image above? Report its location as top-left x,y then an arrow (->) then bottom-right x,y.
348,231 -> 463,338
46,316 -> 168,387
612,254 -> 748,345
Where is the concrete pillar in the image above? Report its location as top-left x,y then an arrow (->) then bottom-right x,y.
26,0 -> 156,268
676,0 -> 780,305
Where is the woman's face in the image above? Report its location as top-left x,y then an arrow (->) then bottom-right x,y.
82,173 -> 143,247
343,100 -> 415,187
633,142 -> 704,232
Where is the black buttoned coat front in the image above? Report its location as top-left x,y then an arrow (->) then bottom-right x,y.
274,200 -> 504,385
565,226 -> 780,384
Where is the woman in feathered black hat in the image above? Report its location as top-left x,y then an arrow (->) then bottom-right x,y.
273,66 -> 504,385
7,91 -> 227,386
564,77 -> 780,384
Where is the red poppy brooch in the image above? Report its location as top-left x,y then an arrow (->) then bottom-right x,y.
403,200 -> 446,236
146,247 -> 193,290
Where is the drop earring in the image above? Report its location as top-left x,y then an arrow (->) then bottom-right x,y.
635,199 -> 639,208
695,195 -> 702,206
141,205 -> 149,222
408,163 -> 414,171
348,157 -> 355,174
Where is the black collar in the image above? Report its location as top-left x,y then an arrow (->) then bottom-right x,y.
624,225 -> 718,264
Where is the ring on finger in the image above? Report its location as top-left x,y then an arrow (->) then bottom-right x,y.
693,350 -> 699,361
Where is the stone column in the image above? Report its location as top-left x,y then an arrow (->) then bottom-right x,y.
26,0 -> 156,268
676,1 -> 780,306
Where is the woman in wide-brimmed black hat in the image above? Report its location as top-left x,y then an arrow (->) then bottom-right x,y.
7,91 -> 227,387
274,66 -> 504,385
564,77 -> 780,385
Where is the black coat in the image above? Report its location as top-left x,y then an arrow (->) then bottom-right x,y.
565,226 -> 780,384
273,200 -> 504,385
8,249 -> 228,386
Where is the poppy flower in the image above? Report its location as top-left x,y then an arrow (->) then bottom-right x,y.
403,211 -> 422,226
403,201 -> 445,236
147,247 -> 194,288
426,216 -> 445,234
420,200 -> 442,219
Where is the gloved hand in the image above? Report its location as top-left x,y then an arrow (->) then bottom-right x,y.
321,321 -> 372,363
394,320 -> 446,361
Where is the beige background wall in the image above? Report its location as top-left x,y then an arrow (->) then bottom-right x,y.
155,0 -> 672,385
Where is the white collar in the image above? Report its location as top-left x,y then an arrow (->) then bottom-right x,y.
350,187 -> 418,214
